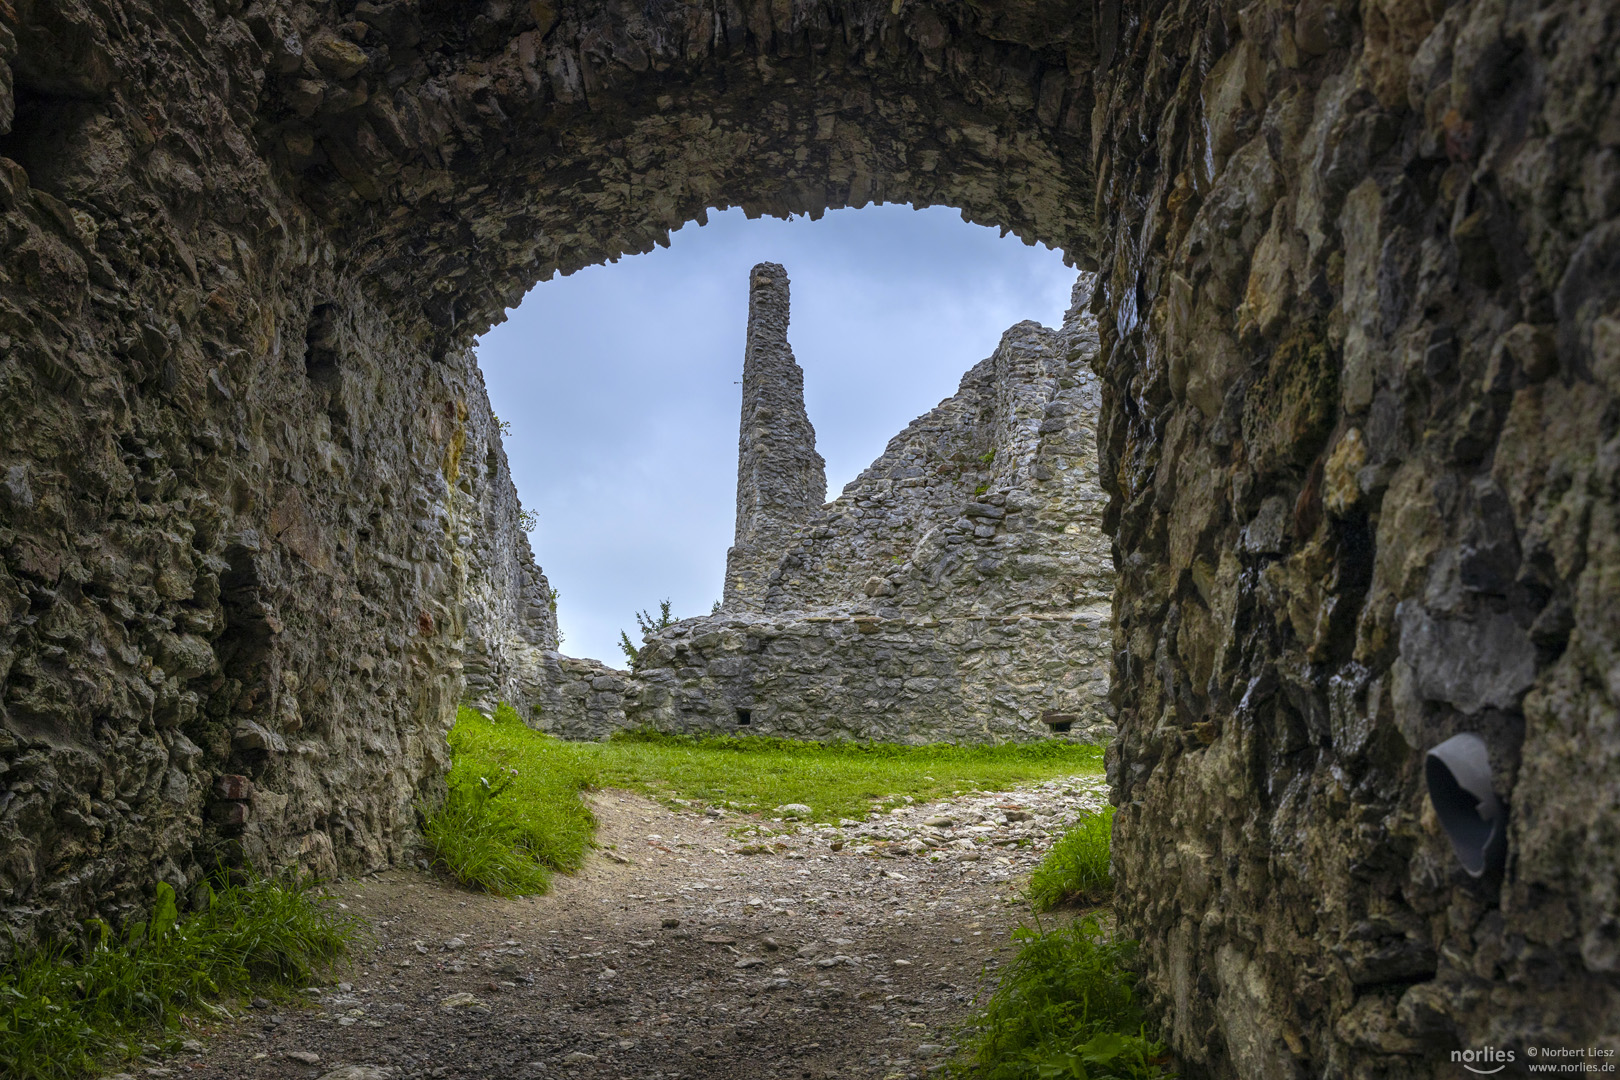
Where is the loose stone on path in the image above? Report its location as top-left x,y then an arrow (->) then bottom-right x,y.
172,776 -> 1106,1080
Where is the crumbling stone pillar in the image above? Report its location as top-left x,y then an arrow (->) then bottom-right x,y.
723,263 -> 827,612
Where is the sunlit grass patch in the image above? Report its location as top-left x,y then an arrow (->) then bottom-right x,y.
0,873 -> 356,1080
1028,806 -> 1115,912
422,704 -> 1105,894
589,727 -> 1104,823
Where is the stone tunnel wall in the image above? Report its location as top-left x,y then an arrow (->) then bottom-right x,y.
0,198 -> 475,948
1090,0 -> 1620,1073
629,277 -> 1117,744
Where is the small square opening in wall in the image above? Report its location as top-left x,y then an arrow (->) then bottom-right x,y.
735,708 -> 752,726
1041,711 -> 1076,734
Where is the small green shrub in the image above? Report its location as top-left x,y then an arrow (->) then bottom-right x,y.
0,873 -> 356,1080
618,599 -> 677,663
958,916 -> 1171,1080
1029,807 -> 1115,911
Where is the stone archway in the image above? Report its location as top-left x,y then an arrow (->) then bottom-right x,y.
254,0 -> 1101,343
0,0 -> 1100,969
1,0 -> 1617,1075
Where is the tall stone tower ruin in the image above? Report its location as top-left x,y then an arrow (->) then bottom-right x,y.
722,264 -> 826,611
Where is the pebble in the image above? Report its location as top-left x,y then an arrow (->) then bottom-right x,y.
287,1051 -> 322,1065
315,1069 -> 394,1080
437,992 -> 486,1010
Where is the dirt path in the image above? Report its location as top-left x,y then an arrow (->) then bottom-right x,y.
153,776 -> 1107,1080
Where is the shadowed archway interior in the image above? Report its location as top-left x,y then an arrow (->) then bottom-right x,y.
0,0 -> 1616,1075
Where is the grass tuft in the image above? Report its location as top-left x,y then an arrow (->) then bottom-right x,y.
0,872 -> 356,1080
1028,807 -> 1116,912
421,704 -> 596,895
956,915 -> 1172,1080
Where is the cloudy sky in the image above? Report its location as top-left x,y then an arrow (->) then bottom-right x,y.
474,203 -> 1077,663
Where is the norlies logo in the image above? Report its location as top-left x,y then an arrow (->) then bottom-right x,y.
1454,1047 -> 1517,1074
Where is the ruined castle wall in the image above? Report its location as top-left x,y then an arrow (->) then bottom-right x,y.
442,358 -> 633,742
764,279 -> 1112,623
631,609 -> 1111,744
452,368 -> 559,718
631,278 -> 1116,743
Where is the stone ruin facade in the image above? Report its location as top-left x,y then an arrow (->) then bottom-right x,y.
631,265 -> 1116,744
455,261 -> 1117,748
1,0 -> 1616,1073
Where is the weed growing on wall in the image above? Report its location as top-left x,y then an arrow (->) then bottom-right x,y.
0,873 -> 356,1080
956,916 -> 1171,1080
1028,807 -> 1115,912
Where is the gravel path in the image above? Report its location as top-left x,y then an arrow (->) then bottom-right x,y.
144,775 -> 1107,1080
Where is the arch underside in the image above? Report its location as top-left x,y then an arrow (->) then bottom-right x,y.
286,0 -> 1101,341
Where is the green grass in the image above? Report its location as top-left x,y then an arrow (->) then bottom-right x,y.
1029,807 -> 1116,912
421,708 -> 597,895
0,873 -> 357,1080
421,704 -> 1104,894
956,915 -> 1172,1080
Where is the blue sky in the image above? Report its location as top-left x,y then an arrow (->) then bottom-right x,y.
474,203 -> 1076,663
